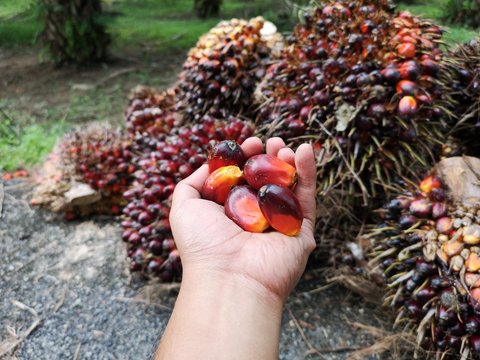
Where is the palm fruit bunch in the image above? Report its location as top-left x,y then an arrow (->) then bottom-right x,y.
31,126 -> 133,218
176,17 -> 275,122
201,141 -> 303,236
366,157 -> 480,358
255,0 -> 446,209
121,117 -> 253,279
441,39 -> 480,157
125,86 -> 177,137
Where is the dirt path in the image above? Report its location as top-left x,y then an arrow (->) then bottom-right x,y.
0,181 -> 398,360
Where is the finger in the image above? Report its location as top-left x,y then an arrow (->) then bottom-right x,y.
240,137 -> 263,158
276,147 -> 295,166
171,164 -> 209,206
266,137 -> 286,156
294,144 -> 317,224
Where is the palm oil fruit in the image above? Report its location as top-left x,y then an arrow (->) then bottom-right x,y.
224,186 -> 269,233
208,140 -> 246,173
243,154 -> 297,190
258,184 -> 303,236
202,165 -> 244,205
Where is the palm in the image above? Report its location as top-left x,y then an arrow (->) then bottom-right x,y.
170,137 -> 317,301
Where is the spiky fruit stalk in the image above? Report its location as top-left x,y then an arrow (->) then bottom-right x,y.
366,156 -> 480,358
176,17 -> 278,122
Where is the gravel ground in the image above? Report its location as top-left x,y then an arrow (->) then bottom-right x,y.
0,181 -> 398,360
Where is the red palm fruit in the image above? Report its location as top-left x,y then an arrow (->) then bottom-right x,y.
398,96 -> 418,118
258,184 -> 303,236
420,175 -> 442,193
396,80 -> 417,95
208,140 -> 246,173
243,154 -> 297,190
435,217 -> 453,234
202,165 -> 244,205
224,186 -> 269,233
409,198 -> 432,218
432,202 -> 447,219
397,43 -> 416,58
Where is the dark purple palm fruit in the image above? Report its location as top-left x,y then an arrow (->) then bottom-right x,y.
121,118 -> 253,280
441,40 -> 480,158
125,86 -> 177,137
365,157 -> 480,358
176,17 -> 278,122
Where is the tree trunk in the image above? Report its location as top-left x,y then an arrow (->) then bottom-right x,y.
194,0 -> 222,19
40,0 -> 110,65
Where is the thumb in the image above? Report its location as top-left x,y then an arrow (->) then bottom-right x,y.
294,144 -> 317,225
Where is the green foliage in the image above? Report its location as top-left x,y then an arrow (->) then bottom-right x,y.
40,0 -> 110,65
443,0 -> 480,28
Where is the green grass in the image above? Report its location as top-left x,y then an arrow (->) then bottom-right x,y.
0,121 -> 67,171
0,0 -> 33,18
398,0 -> 478,44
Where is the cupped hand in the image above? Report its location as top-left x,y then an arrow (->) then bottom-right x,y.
169,137 -> 317,302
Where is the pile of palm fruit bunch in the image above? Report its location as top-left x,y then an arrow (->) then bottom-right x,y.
125,86 -> 178,137
176,17 -> 277,122
363,157 -> 480,358
254,0 -> 447,251
121,116 -> 253,279
31,126 -> 134,219
441,39 -> 480,158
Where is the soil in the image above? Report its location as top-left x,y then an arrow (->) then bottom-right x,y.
0,48 -> 407,360
0,46 -> 183,125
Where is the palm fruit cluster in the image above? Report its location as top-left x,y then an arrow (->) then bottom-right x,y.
176,17 -> 274,122
121,118 -> 253,279
367,157 -> 480,358
442,39 -> 480,157
125,86 -> 177,137
31,126 -> 133,218
255,0 -> 446,206
201,141 -> 302,236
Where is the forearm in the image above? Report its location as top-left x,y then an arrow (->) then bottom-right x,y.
154,269 -> 284,360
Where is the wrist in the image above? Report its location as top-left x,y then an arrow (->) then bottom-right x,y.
181,266 -> 285,311
158,267 -> 284,360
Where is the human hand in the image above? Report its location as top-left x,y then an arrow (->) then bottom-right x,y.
169,137 -> 317,303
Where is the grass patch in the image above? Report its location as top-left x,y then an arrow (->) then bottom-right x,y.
0,121 -> 67,171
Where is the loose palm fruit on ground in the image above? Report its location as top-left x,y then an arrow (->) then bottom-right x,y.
202,165 -> 244,205
225,185 -> 269,233
365,157 -> 480,358
258,184 -> 303,236
208,140 -> 246,172
243,154 -> 296,190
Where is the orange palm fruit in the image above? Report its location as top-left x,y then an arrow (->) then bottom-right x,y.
420,175 -> 442,193
202,166 -> 244,205
258,184 -> 303,236
243,154 -> 296,190
224,186 -> 269,233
